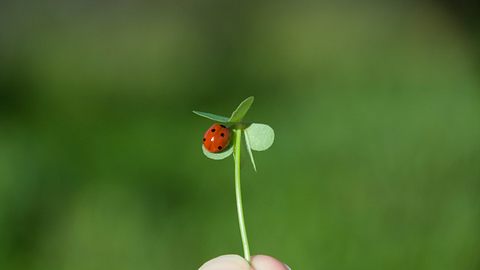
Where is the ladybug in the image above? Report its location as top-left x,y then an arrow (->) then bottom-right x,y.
203,123 -> 231,153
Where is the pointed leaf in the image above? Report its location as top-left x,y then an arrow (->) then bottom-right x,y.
193,111 -> 229,123
229,96 -> 254,123
244,130 -> 257,171
245,123 -> 274,151
202,145 -> 233,160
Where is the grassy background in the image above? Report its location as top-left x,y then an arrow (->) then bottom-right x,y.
1,1 -> 479,269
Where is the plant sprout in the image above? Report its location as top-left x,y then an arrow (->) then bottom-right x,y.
193,96 -> 275,263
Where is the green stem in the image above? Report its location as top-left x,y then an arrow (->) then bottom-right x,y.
234,129 -> 251,263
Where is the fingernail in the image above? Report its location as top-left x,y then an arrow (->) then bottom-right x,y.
284,263 -> 291,270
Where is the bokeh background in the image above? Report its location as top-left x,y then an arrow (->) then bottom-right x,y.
1,1 -> 480,269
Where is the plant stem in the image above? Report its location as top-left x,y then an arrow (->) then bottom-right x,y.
234,129 -> 251,263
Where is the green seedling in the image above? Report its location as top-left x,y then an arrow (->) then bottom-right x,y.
193,96 -> 275,263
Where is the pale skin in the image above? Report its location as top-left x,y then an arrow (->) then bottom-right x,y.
199,255 -> 290,270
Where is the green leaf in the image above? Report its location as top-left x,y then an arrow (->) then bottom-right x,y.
193,111 -> 229,123
229,96 -> 254,123
244,130 -> 257,171
202,145 -> 233,160
245,123 -> 274,151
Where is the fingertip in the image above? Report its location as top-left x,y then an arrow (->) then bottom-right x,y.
199,254 -> 251,270
251,255 -> 289,270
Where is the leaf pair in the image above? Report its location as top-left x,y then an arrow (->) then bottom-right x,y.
194,97 -> 274,171
193,96 -> 254,124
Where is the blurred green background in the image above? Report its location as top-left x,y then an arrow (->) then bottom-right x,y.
1,1 -> 480,269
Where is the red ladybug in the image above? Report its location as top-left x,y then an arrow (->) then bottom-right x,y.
203,123 -> 231,153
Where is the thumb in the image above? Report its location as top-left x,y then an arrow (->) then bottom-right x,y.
199,255 -> 250,270
199,254 -> 290,270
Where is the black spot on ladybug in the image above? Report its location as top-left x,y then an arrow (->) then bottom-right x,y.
218,146 -> 223,150
203,138 -> 206,142
211,128 -> 216,132
220,133 -> 224,137
220,124 -> 226,128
